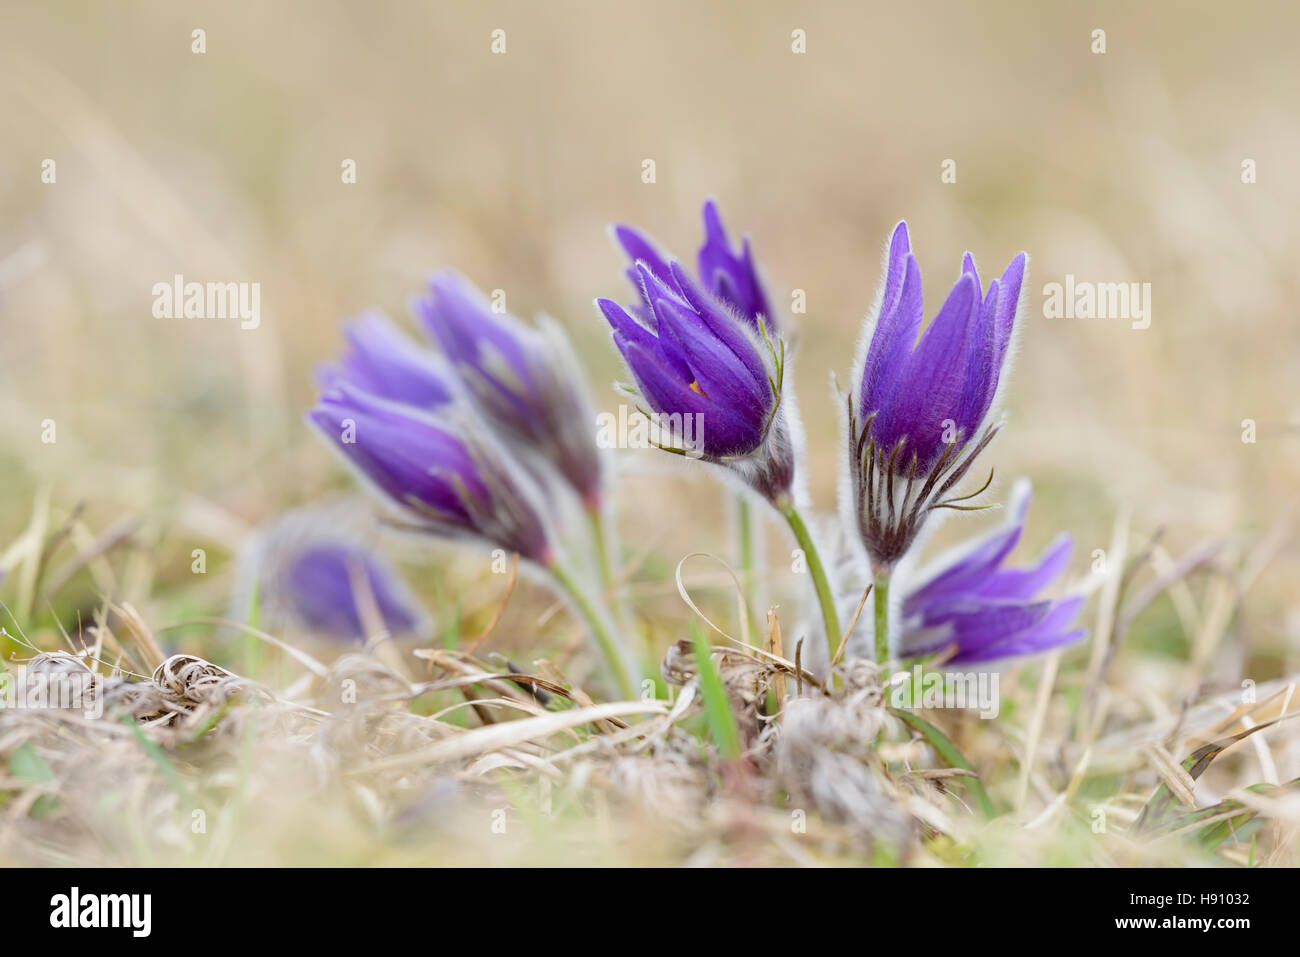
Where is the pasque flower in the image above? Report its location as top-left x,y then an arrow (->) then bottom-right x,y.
599,201 -> 849,660
848,221 -> 1027,571
598,203 -> 793,502
898,481 -> 1084,664
316,311 -> 453,411
279,545 -> 426,641
308,382 -> 640,697
234,506 -> 429,643
308,385 -> 553,564
415,272 -> 605,509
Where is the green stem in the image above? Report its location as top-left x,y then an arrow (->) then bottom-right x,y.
587,503 -> 618,598
873,569 -> 891,666
734,495 -> 763,647
776,497 -> 842,665
586,502 -> 638,649
549,561 -> 639,700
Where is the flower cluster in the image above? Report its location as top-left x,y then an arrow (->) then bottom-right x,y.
303,198 -> 1084,688
306,276 -> 641,696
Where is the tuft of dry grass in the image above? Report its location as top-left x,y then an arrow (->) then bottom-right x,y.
1,536 -> 1296,868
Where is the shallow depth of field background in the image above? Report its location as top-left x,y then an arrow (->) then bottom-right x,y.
2,2 -> 1298,727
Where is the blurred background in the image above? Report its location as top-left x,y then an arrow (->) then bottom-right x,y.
2,0 -> 1298,689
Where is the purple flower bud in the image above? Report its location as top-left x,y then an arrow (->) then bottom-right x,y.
280,545 -> 424,641
316,311 -> 453,411
599,204 -> 794,501
414,273 -> 605,509
847,222 -> 1026,568
308,386 -> 553,565
898,480 -> 1084,664
232,505 -> 431,644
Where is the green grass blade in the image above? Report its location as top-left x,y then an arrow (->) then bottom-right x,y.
888,706 -> 995,819
690,619 -> 741,760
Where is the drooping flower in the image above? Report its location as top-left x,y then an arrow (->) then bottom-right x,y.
307,385 -> 553,564
414,272 -> 605,509
847,221 -> 1027,569
897,480 -> 1084,664
316,311 -> 453,411
598,202 -> 794,502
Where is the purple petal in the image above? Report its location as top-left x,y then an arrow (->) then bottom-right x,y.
993,252 -> 1026,369
860,247 -> 924,419
975,534 -> 1073,601
668,261 -> 771,387
328,312 -> 452,409
614,224 -> 675,289
655,298 -> 769,416
949,595 -> 1086,663
952,277 -> 1001,437
283,545 -> 422,640
421,274 -> 535,387
619,339 -> 761,456
696,200 -> 771,328
872,272 -> 979,466
904,486 -> 1033,612
309,394 -> 481,522
597,297 -> 658,353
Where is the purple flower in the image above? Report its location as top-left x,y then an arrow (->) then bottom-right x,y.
279,545 -> 424,641
848,221 -> 1027,568
308,386 -> 553,564
317,311 -> 453,411
898,481 -> 1084,664
414,273 -> 605,509
598,203 -> 793,501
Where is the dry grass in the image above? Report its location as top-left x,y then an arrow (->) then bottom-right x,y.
0,505 -> 1296,867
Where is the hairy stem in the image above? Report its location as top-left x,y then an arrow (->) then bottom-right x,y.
776,498 -> 843,665
734,495 -> 764,647
587,503 -> 618,598
549,561 -> 640,700
587,500 -> 635,616
873,569 -> 891,665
